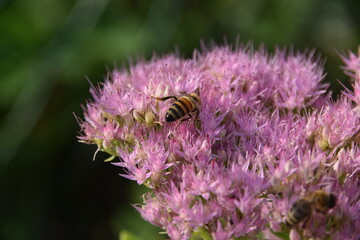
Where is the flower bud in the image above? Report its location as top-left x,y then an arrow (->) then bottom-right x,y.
124,114 -> 135,126
317,138 -> 329,151
145,112 -> 156,126
125,132 -> 135,144
133,110 -> 144,123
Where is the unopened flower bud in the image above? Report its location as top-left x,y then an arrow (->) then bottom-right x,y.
133,110 -> 144,123
145,112 -> 156,126
150,172 -> 162,186
317,138 -> 329,151
125,132 -> 135,144
124,114 -> 135,126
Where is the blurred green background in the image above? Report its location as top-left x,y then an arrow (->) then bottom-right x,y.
0,0 -> 359,239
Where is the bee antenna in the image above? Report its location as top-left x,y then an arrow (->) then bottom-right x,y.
195,87 -> 200,95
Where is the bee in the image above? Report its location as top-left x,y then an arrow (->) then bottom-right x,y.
310,190 -> 337,214
153,92 -> 201,124
285,190 -> 337,228
285,199 -> 312,227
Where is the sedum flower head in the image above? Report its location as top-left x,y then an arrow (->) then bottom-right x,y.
342,47 -> 360,109
78,45 -> 360,239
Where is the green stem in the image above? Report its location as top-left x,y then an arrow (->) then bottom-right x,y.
196,226 -> 213,240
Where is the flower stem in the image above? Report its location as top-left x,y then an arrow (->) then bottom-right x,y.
194,226 -> 213,240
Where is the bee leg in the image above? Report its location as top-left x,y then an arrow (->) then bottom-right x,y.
174,113 -> 192,128
181,113 -> 193,123
153,121 -> 163,126
152,96 -> 178,101
192,108 -> 199,119
300,215 -> 311,229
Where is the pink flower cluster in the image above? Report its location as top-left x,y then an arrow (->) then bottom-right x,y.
78,45 -> 360,240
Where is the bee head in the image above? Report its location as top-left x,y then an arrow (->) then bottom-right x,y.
328,194 -> 337,209
312,191 -> 336,213
190,92 -> 201,104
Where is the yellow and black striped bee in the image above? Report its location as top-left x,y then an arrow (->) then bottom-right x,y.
285,199 -> 312,227
285,190 -> 336,228
153,92 -> 201,123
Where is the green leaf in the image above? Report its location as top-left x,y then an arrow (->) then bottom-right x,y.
104,155 -> 116,162
119,230 -> 142,240
270,230 -> 290,240
190,227 -> 213,240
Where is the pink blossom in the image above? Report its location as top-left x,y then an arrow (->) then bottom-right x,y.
78,45 -> 360,239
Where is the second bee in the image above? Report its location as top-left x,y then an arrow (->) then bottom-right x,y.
285,190 -> 337,228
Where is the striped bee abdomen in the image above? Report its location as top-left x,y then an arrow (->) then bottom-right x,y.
285,199 -> 312,227
165,96 -> 195,122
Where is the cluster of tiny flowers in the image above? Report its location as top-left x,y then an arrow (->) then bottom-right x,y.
78,45 -> 360,240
